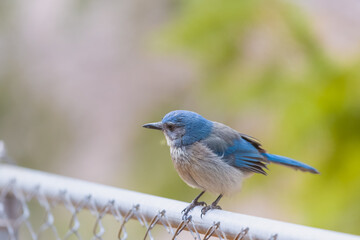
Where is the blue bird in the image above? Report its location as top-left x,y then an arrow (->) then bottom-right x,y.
143,110 -> 319,218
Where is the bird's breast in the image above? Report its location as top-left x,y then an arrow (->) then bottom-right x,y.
169,143 -> 246,195
170,146 -> 190,163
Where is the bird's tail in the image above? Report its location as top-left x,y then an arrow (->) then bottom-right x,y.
262,153 -> 319,174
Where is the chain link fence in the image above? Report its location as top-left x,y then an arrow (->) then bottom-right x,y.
0,142 -> 360,240
0,165 -> 253,240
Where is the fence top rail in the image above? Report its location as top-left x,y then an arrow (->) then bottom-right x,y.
0,163 -> 359,240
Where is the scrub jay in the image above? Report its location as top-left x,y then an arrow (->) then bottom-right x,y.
143,110 -> 319,218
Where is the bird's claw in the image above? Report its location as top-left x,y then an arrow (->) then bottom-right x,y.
182,201 -> 207,220
200,204 -> 222,218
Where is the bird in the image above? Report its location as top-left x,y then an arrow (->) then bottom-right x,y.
143,110 -> 319,219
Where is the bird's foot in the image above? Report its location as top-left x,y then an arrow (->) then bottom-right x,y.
200,203 -> 222,218
182,200 -> 207,220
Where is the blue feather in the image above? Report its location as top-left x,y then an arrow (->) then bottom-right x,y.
262,153 -> 319,174
162,110 -> 213,146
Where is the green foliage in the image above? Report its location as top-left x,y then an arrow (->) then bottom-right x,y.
152,0 -> 360,234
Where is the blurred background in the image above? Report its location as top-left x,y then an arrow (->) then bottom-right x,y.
1,0 -> 360,237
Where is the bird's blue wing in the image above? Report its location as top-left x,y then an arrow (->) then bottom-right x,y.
201,122 -> 269,175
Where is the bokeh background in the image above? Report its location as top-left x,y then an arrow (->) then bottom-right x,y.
1,0 -> 360,237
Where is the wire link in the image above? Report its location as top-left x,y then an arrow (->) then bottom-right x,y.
234,227 -> 249,240
91,199 -> 111,240
172,215 -> 202,240
203,221 -> 227,240
143,209 -> 166,240
269,233 -> 278,240
118,204 -> 140,240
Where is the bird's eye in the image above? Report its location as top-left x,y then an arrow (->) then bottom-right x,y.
167,124 -> 175,131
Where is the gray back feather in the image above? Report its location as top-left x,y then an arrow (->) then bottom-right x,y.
200,122 -> 269,175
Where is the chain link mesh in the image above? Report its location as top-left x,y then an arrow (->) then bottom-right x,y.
0,177 -> 261,240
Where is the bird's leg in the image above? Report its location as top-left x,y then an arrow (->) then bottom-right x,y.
182,191 -> 207,219
201,194 -> 223,218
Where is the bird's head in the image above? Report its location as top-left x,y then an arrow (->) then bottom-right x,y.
143,110 -> 213,147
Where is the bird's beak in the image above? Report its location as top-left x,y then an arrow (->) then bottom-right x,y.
142,122 -> 163,130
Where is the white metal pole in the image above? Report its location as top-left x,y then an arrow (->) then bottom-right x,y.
0,164 -> 359,240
